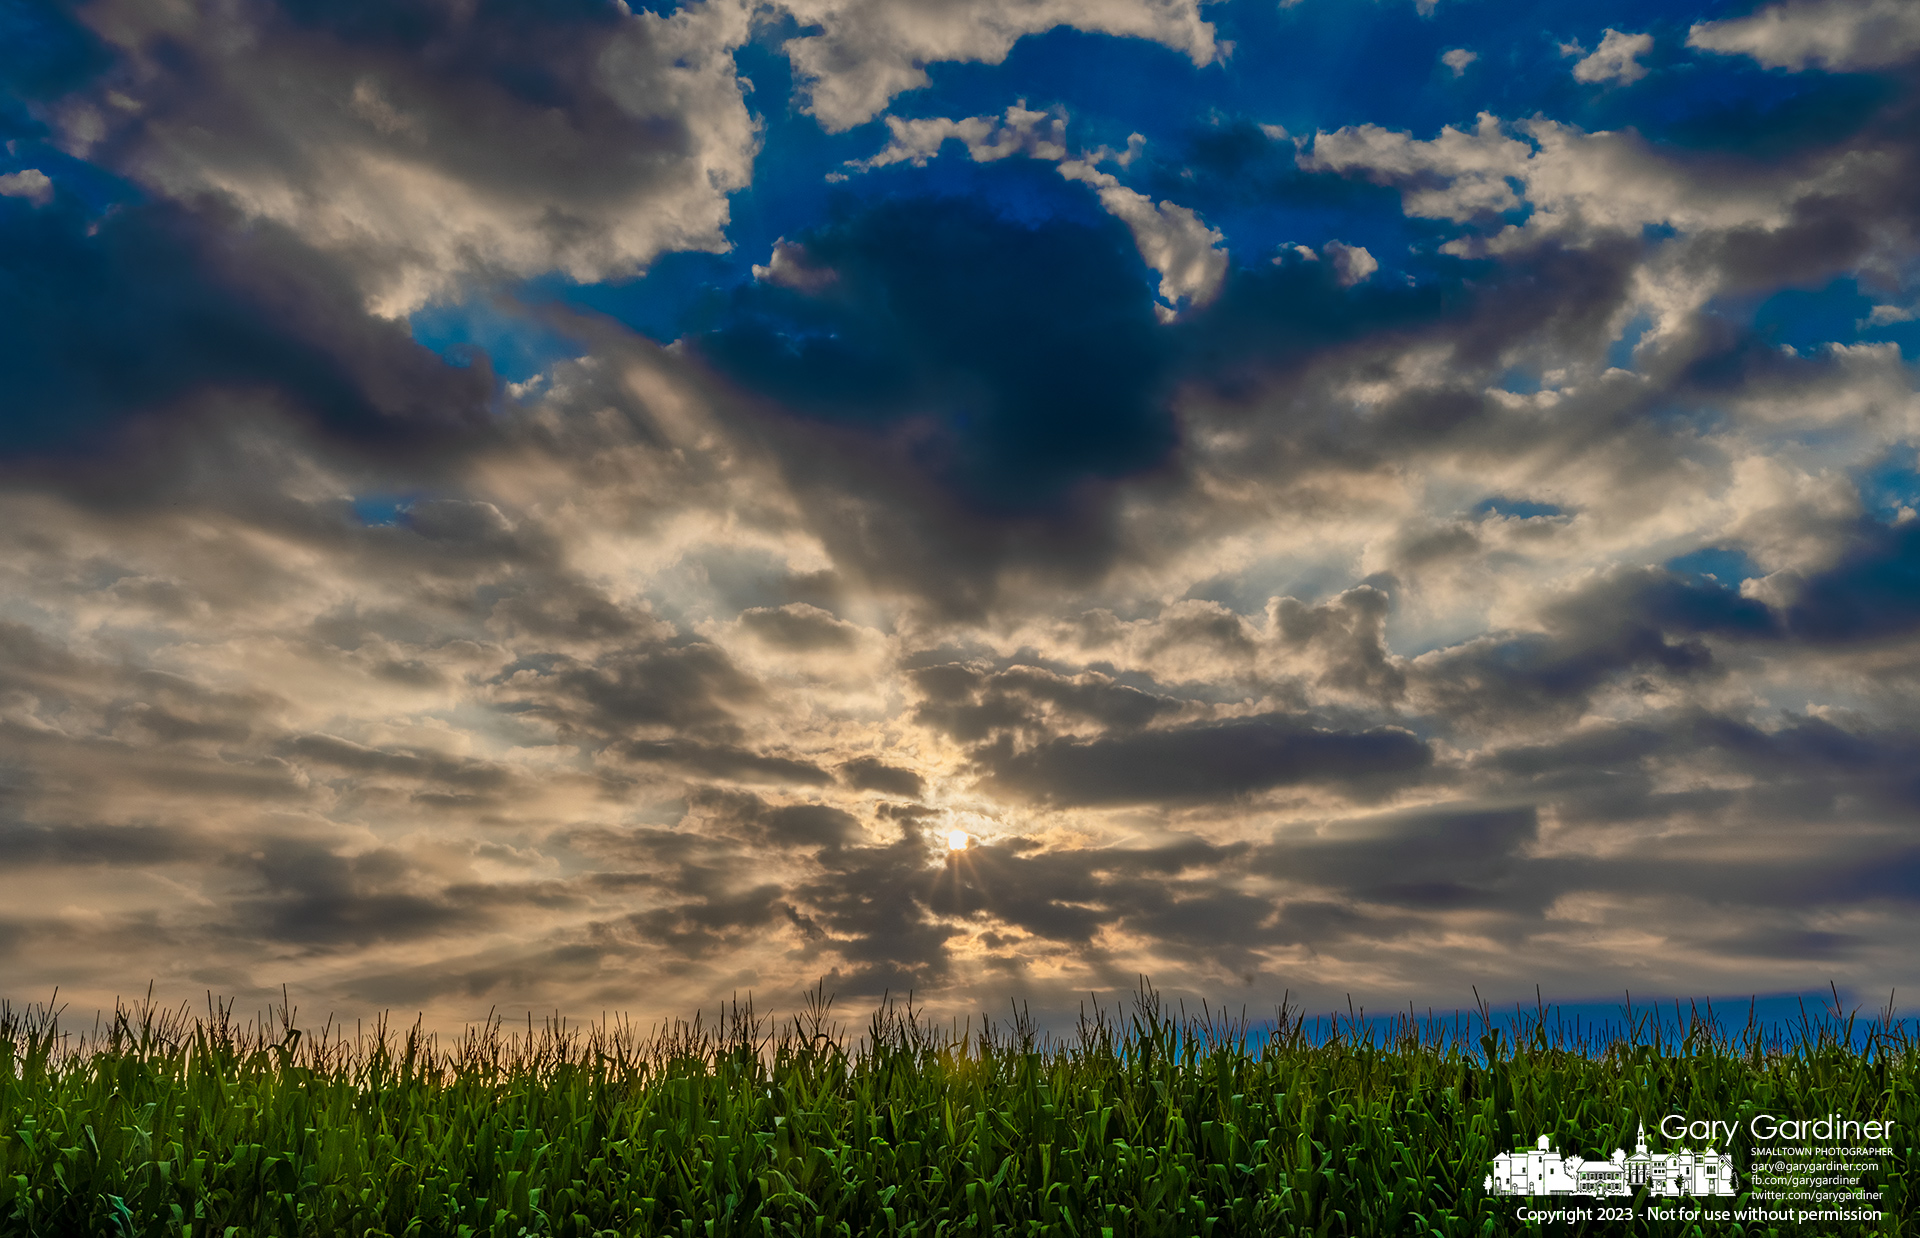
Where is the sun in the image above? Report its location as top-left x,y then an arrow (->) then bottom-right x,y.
947,829 -> 969,852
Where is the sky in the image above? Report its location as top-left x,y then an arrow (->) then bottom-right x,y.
3,0 -> 1920,1031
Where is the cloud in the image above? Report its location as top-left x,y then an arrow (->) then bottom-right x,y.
1322,240 -> 1378,286
847,102 -> 1068,170
1298,109 -> 1880,269
620,739 -> 835,787
1781,518 -> 1920,643
1572,29 -> 1654,84
501,641 -> 768,741
911,662 -> 1187,744
751,240 -> 839,294
977,713 -> 1433,806
10,0 -> 1920,1028
846,104 -> 1228,311
850,115 -> 1004,170
229,838 -> 488,947
286,733 -> 513,792
0,822 -> 210,867
1688,0 -> 1920,72
1301,113 -> 1535,222
737,603 -> 866,652
838,756 -> 926,798
1409,568 -> 1777,730
0,169 -> 53,205
0,197 -> 497,455
686,194 -> 1179,573
1251,806 -> 1539,910
64,0 -> 761,314
1441,48 -> 1477,77
6,334 -> 1920,1017
1056,159 -> 1229,310
775,0 -> 1220,131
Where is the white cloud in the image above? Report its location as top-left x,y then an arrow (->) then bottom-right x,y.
1106,132 -> 1150,167
774,0 -> 1221,132
0,168 -> 52,205
1688,0 -> 1920,71
847,115 -> 1000,169
1056,160 -> 1228,310
847,102 -> 1067,170
752,239 -> 839,293
1572,29 -> 1654,84
1441,48 -> 1478,76
1303,112 -> 1804,244
1323,241 -> 1378,286
1302,113 -> 1532,222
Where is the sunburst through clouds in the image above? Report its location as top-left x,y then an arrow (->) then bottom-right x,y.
2,0 -> 1919,1029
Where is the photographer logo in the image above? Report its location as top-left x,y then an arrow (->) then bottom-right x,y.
1485,1123 -> 1737,1198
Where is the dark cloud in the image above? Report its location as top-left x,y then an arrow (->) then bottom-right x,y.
1253,807 -> 1541,911
622,739 -> 834,787
681,788 -> 867,851
0,3 -> 113,103
911,663 -> 1185,744
979,713 -> 1432,806
617,883 -> 788,959
1417,538 -> 1920,733
837,756 -> 924,798
737,603 -> 862,651
1142,604 -> 1261,661
1705,926 -> 1866,960
0,196 -> 495,458
0,619 -> 107,694
796,835 -> 959,994
763,803 -> 864,850
1417,567 -> 1782,726
272,0 -> 623,63
1499,712 -> 1920,821
227,840 -> 478,947
0,822 -> 205,866
1391,522 -> 1483,568
1271,587 -> 1406,703
691,193 -> 1175,517
287,733 -> 513,791
1786,517 -> 1920,643
500,642 -> 765,741
1177,249 -> 1454,387
485,583 -> 657,644
111,701 -> 253,744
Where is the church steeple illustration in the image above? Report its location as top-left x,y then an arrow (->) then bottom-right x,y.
1635,1122 -> 1648,1156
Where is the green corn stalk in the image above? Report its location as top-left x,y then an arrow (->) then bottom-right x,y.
0,984 -> 1910,1236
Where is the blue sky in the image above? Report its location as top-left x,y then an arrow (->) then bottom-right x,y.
3,0 -> 1920,1030
448,0 -> 1917,364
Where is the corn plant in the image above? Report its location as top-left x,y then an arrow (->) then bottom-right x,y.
0,982 -> 1910,1236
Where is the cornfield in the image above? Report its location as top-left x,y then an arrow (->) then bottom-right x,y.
0,984 -> 1910,1236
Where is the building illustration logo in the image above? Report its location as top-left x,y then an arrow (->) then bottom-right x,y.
1484,1123 -> 1737,1198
